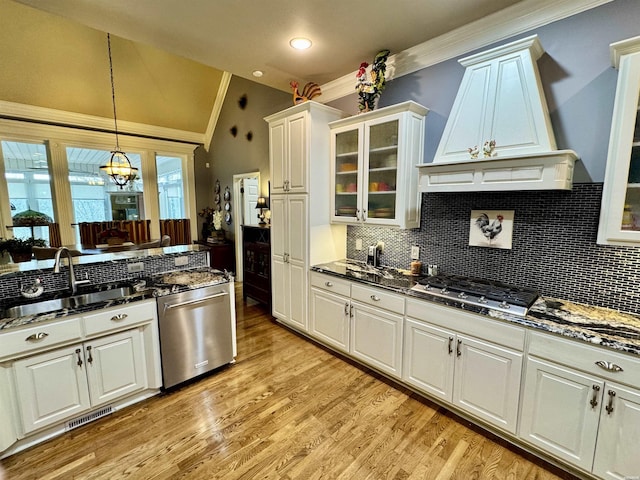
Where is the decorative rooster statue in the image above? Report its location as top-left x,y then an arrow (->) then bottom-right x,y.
290,81 -> 322,105
356,49 -> 391,112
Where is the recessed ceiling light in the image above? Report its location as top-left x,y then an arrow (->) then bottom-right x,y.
252,70 -> 264,77
289,37 -> 312,50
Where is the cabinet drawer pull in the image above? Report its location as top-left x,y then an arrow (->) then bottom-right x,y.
111,313 -> 128,322
25,332 -> 49,342
86,346 -> 93,364
595,360 -> 623,373
590,385 -> 601,408
456,339 -> 462,357
75,348 -> 83,367
448,337 -> 453,355
370,295 -> 381,302
605,390 -> 616,415
325,281 -> 333,287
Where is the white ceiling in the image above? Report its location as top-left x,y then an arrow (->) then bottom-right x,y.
14,0 -> 528,93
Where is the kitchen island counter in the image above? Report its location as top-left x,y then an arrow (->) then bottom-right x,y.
312,260 -> 640,356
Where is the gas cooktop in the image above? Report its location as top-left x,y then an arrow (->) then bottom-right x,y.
410,273 -> 539,316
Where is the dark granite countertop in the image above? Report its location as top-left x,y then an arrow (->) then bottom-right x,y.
0,268 -> 231,332
312,260 -> 640,357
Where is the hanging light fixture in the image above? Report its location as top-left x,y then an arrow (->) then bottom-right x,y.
100,33 -> 138,189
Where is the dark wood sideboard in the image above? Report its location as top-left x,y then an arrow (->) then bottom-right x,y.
242,225 -> 271,309
194,240 -> 235,273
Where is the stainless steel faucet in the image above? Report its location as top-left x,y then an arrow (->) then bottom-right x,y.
53,247 -> 90,294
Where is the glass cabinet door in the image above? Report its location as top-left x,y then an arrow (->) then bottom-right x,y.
333,128 -> 360,219
622,101 -> 640,230
365,120 -> 398,221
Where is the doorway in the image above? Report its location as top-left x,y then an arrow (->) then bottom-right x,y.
232,171 -> 260,282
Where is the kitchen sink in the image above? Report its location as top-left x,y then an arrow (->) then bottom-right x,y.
1,285 -> 138,319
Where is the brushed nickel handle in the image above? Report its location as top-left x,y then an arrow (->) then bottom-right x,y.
448,337 -> 453,355
75,348 -> 83,367
456,339 -> 462,357
370,295 -> 380,301
606,390 -> 616,415
325,281 -> 333,287
110,313 -> 128,322
362,209 -> 367,221
355,209 -> 360,221
349,305 -> 353,318
590,385 -> 601,408
25,332 -> 49,342
86,346 -> 93,364
595,361 -> 623,373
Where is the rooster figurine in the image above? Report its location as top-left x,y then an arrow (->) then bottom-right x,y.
290,81 -> 322,105
475,213 -> 503,242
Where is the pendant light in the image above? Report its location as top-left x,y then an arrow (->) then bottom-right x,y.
100,33 -> 138,189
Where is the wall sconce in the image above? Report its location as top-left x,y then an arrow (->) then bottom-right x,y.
255,197 -> 269,225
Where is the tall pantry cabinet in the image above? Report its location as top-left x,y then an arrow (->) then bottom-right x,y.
265,101 -> 347,332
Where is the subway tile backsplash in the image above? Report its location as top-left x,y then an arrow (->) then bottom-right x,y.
347,183 -> 640,314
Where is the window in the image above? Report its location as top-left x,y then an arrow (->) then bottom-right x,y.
156,155 -> 185,219
1,140 -> 54,243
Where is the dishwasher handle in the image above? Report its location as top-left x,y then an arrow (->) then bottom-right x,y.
164,291 -> 229,310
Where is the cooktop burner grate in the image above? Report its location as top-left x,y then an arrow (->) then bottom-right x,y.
412,273 -> 539,316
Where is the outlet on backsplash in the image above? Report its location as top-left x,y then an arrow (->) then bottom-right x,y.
127,262 -> 144,273
355,238 -> 362,251
411,245 -> 420,260
175,256 -> 189,267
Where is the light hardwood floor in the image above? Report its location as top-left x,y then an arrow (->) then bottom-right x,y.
2,285 -> 580,480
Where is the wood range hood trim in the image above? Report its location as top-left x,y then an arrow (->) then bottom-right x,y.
418,35 -> 580,193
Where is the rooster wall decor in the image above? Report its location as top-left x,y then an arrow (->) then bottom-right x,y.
290,81 -> 322,105
469,210 -> 514,249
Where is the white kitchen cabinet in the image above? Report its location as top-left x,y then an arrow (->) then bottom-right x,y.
598,37 -> 640,245
520,331 -> 640,478
592,382 -> 640,480
309,273 -> 351,353
330,101 -> 427,229
14,344 -> 92,434
350,301 -> 404,379
13,328 -> 147,435
404,298 -> 524,434
270,194 -> 308,330
519,357 -> 602,471
266,102 -> 347,331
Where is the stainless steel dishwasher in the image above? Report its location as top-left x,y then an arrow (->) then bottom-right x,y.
157,282 -> 234,388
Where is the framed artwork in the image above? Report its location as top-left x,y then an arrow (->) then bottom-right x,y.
469,210 -> 514,249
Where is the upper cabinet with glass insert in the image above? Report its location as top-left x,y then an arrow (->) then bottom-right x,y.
330,101 -> 428,229
598,36 -> 640,245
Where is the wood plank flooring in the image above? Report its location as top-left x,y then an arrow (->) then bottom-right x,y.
1,285 -> 580,479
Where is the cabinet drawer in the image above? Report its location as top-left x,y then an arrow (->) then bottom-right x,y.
528,331 -> 640,387
310,272 -> 351,297
0,317 -> 83,361
352,284 -> 405,315
406,298 -> 524,351
83,300 -> 157,337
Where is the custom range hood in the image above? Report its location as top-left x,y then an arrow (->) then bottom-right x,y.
418,35 -> 578,192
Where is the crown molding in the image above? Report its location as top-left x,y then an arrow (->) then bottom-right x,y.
204,71 -> 232,152
320,0 -> 613,102
0,100 -> 205,145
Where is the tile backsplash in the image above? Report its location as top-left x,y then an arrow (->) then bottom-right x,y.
347,183 -> 640,314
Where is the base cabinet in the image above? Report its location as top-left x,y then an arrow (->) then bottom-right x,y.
310,286 -> 350,353
403,313 -> 522,434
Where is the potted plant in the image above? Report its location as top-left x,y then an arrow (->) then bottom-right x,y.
0,237 -> 47,263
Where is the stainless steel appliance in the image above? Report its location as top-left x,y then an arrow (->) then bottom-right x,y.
410,273 -> 539,316
157,283 -> 234,388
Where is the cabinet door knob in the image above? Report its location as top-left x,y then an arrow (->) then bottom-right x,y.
75,348 -> 83,367
590,385 -> 601,408
325,281 -> 333,287
110,313 -> 128,322
370,295 -> 380,301
25,332 -> 49,342
595,360 -> 623,373
605,390 -> 616,415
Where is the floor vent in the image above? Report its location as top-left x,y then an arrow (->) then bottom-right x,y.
65,405 -> 113,431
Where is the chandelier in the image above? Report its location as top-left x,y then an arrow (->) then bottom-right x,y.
100,33 -> 138,189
